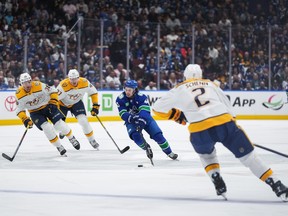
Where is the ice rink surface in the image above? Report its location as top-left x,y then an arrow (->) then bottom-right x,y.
0,120 -> 287,216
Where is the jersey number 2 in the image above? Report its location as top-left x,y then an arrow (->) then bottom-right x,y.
192,88 -> 210,107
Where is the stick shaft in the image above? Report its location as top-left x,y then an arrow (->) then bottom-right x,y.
254,144 -> 288,158
2,127 -> 28,162
95,115 -> 129,154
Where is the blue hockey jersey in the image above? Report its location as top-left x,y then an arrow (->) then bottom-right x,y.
116,91 -> 151,123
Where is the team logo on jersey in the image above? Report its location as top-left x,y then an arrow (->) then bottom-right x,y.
5,96 -> 17,112
26,96 -> 41,106
68,93 -> 81,100
262,95 -> 286,110
131,105 -> 138,114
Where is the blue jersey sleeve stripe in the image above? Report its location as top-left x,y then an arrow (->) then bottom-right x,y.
119,109 -> 127,117
139,105 -> 150,112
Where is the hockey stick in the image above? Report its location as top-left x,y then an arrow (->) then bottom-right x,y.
2,127 -> 29,162
95,115 -> 130,154
136,126 -> 154,166
254,144 -> 288,158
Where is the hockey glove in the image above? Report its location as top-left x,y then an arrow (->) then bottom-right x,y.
133,115 -> 147,129
23,118 -> 33,129
127,114 -> 135,124
169,108 -> 187,125
91,103 -> 100,116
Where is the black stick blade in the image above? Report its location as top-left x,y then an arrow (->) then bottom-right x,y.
2,153 -> 14,162
120,146 -> 130,154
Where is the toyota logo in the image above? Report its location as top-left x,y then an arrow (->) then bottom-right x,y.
5,96 -> 17,112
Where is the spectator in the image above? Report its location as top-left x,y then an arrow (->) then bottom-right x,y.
165,13 -> 181,31
0,75 -> 8,90
7,77 -> 16,90
114,63 -> 128,85
257,81 -> 268,91
144,81 -> 157,90
76,0 -> 89,16
208,43 -> 219,61
166,30 -> 179,45
167,72 -> 178,89
103,26 -> 115,46
63,0 -> 77,22
105,65 -> 121,90
218,12 -> 232,28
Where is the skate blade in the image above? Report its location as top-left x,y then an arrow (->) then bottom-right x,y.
280,194 -> 288,202
220,193 -> 228,201
61,154 -> 68,157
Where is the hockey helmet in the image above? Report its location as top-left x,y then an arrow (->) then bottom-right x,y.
19,72 -> 32,84
68,69 -> 80,79
125,80 -> 138,89
183,64 -> 202,79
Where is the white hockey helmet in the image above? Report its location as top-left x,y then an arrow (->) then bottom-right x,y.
68,69 -> 79,79
183,64 -> 202,79
19,72 -> 32,84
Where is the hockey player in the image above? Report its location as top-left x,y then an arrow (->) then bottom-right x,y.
57,69 -> 100,149
15,72 -> 80,156
152,64 -> 288,201
116,80 -> 178,160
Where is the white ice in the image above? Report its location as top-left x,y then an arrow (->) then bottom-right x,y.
0,120 -> 287,216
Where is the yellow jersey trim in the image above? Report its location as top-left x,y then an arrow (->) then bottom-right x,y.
188,113 -> 233,133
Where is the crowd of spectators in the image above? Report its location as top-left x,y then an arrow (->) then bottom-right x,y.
1,0 -> 288,91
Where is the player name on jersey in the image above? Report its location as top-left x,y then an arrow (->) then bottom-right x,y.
185,81 -> 209,88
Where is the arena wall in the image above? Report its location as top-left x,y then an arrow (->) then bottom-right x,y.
0,90 -> 287,125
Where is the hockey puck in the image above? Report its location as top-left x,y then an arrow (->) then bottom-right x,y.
138,165 -> 143,167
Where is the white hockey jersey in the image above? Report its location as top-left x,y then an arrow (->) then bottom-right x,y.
15,81 -> 56,114
57,77 -> 98,107
152,78 -> 235,133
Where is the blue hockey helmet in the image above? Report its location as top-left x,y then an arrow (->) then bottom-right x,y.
125,80 -> 138,89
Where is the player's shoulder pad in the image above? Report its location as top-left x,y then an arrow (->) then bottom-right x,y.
78,77 -> 89,88
136,92 -> 147,101
118,92 -> 125,99
60,78 -> 70,88
137,91 -> 144,96
15,86 -> 26,99
60,78 -> 72,91
79,77 -> 88,82
31,81 -> 42,92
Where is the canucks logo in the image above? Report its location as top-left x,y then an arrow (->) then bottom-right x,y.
262,95 -> 286,110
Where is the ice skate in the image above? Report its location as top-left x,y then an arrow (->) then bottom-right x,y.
145,144 -> 153,159
211,172 -> 227,200
57,145 -> 67,156
266,178 -> 288,202
69,136 -> 80,150
90,139 -> 100,150
168,152 -> 178,160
